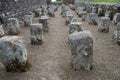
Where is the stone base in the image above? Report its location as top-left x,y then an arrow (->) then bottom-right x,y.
31,40 -> 42,45
5,56 -> 31,72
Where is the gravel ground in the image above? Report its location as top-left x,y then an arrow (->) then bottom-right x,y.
0,7 -> 120,80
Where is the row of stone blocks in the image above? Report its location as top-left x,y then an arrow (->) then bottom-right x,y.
0,4 -> 57,72
0,15 -> 49,72
61,5 -> 93,71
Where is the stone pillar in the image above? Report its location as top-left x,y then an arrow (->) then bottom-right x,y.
69,18 -> 83,34
98,17 -> 110,33
30,23 -> 43,45
39,16 -> 49,32
7,18 -> 20,35
112,22 -> 120,44
88,13 -> 98,25
68,30 -> 93,71
24,15 -> 33,26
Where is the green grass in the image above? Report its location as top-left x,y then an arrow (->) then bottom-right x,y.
89,0 -> 120,3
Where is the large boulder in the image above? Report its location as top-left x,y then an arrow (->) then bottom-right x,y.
68,30 -> 93,71
0,25 -> 5,37
30,23 -> 43,45
39,16 -> 49,32
24,15 -> 33,26
0,36 -> 31,72
6,18 -> 20,35
98,17 -> 110,33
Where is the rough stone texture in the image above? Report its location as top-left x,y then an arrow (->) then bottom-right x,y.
81,12 -> 87,21
112,22 -> 120,44
6,18 -> 20,35
0,25 -> 5,37
98,7 -> 105,17
24,15 -> 33,26
61,6 -> 70,17
92,7 -> 97,13
61,4 -> 65,16
39,15 -> 49,32
41,5 -> 48,15
65,11 -> 73,25
0,36 -> 31,72
30,23 -> 43,45
88,13 -> 98,25
69,18 -> 83,34
48,6 -> 55,17
98,17 -> 110,33
68,30 -> 93,71
113,13 -> 120,25
34,8 -> 42,17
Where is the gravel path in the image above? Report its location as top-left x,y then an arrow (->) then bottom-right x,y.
0,7 -> 120,80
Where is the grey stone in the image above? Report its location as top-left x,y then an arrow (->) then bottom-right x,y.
7,18 -> 20,35
65,11 -> 74,25
68,30 -> 93,71
30,23 -> 43,45
39,15 -> 49,32
34,8 -> 42,17
98,17 -> 110,33
48,6 -> 55,17
0,25 -> 5,37
24,15 -> 33,26
88,13 -> 98,25
113,13 -> 120,25
69,18 -> 83,34
112,22 -> 120,44
0,36 -> 31,72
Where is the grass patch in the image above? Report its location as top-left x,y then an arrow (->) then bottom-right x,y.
89,0 -> 120,3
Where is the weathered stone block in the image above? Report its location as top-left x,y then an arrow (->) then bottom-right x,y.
69,18 -> 83,34
98,17 -> 110,33
39,16 -> 49,32
0,25 -> 5,37
113,13 -> 120,25
112,22 -> 120,44
0,36 -> 31,72
68,30 -> 93,71
88,13 -> 98,25
65,11 -> 73,25
34,8 -> 42,17
30,23 -> 43,45
7,18 -> 20,35
48,7 -> 55,17
24,15 -> 33,26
